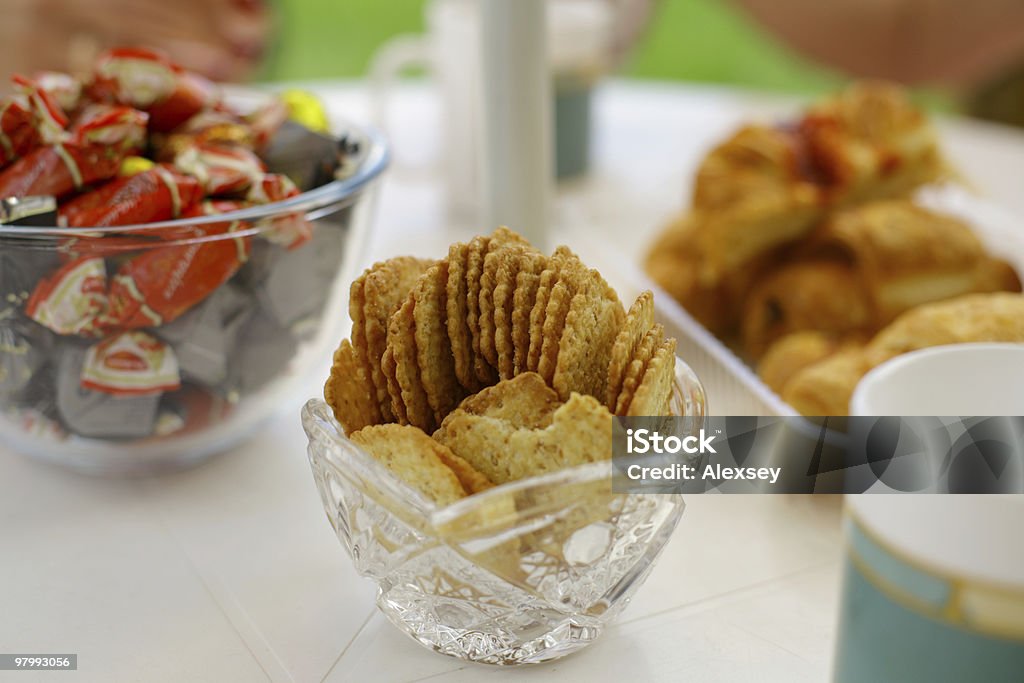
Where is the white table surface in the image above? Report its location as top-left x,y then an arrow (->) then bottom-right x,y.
2,80 -> 1022,683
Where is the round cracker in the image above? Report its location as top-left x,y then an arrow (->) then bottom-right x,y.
606,291 -> 655,409
614,324 -> 664,415
389,296 -> 435,431
552,274 -> 625,401
323,339 -> 379,434
627,337 -> 678,416
413,261 -> 465,425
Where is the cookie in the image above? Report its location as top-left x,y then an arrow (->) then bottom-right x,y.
605,291 -> 655,409
350,424 -> 470,507
511,252 -> 546,376
552,273 -> 625,401
323,339 -> 379,434
388,297 -> 434,430
446,242 -> 479,393
614,324 -> 664,415
413,261 -> 464,424
627,337 -> 677,416
361,257 -> 433,421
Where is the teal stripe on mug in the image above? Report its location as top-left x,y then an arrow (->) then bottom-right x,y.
833,556 -> 1024,682
846,518 -> 951,610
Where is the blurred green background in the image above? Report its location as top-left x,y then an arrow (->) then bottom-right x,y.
265,0 -> 840,94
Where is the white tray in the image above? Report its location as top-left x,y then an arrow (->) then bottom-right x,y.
564,186 -> 1024,416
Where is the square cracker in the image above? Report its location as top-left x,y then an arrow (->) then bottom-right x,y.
552,272 -> 625,401
606,291 -> 655,409
614,324 -> 664,415
413,261 -> 465,425
324,339 -> 379,434
350,424 -> 470,506
627,337 -> 677,416
388,297 -> 435,431
360,257 -> 433,421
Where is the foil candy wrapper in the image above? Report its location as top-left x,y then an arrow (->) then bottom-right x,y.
157,284 -> 250,386
224,310 -> 297,397
56,344 -> 160,439
80,330 -> 181,396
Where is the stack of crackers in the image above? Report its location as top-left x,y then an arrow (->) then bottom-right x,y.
324,228 -> 678,507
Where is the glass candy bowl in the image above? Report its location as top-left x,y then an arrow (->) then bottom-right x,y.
302,360 -> 705,665
0,125 -> 387,475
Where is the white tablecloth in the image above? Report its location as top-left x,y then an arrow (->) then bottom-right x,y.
2,80 -> 1022,683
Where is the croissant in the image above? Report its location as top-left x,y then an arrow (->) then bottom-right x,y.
782,293 -> 1024,415
691,125 -> 823,282
803,201 -> 1022,327
741,260 -> 874,358
645,213 -> 768,335
781,347 -> 871,416
800,81 -> 947,205
758,331 -> 855,395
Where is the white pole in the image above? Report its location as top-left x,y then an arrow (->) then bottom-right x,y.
479,0 -> 552,249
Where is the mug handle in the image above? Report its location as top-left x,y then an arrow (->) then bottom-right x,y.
369,35 -> 433,173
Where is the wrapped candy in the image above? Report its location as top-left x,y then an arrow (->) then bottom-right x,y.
55,344 -> 160,439
35,72 -> 82,114
0,74 -> 69,169
151,109 -> 255,161
0,107 -> 147,200
173,143 -> 266,196
247,173 -> 313,249
80,330 -> 180,396
59,165 -> 202,227
25,257 -> 107,336
101,222 -> 251,329
157,284 -> 251,386
88,47 -> 218,132
71,104 -> 149,154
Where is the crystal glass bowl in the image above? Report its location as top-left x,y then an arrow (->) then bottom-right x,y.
302,359 -> 705,665
0,125 -> 387,475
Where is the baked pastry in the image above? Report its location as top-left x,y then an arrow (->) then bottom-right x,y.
799,81 -> 946,205
782,292 -> 1024,415
781,347 -> 870,416
757,331 -> 849,395
741,260 -> 873,358
803,201 -> 1021,327
645,213 -> 770,335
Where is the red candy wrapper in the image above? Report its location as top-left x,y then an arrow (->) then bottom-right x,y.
244,97 -> 289,150
34,71 -> 82,114
0,142 -> 124,200
101,223 -> 251,329
25,257 -> 107,335
81,330 -> 181,396
71,104 -> 149,154
59,165 -> 202,227
246,173 -> 313,249
0,74 -> 69,168
88,47 -> 218,132
173,143 -> 266,195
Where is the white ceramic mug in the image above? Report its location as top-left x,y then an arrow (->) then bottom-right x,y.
837,342 -> 1024,681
